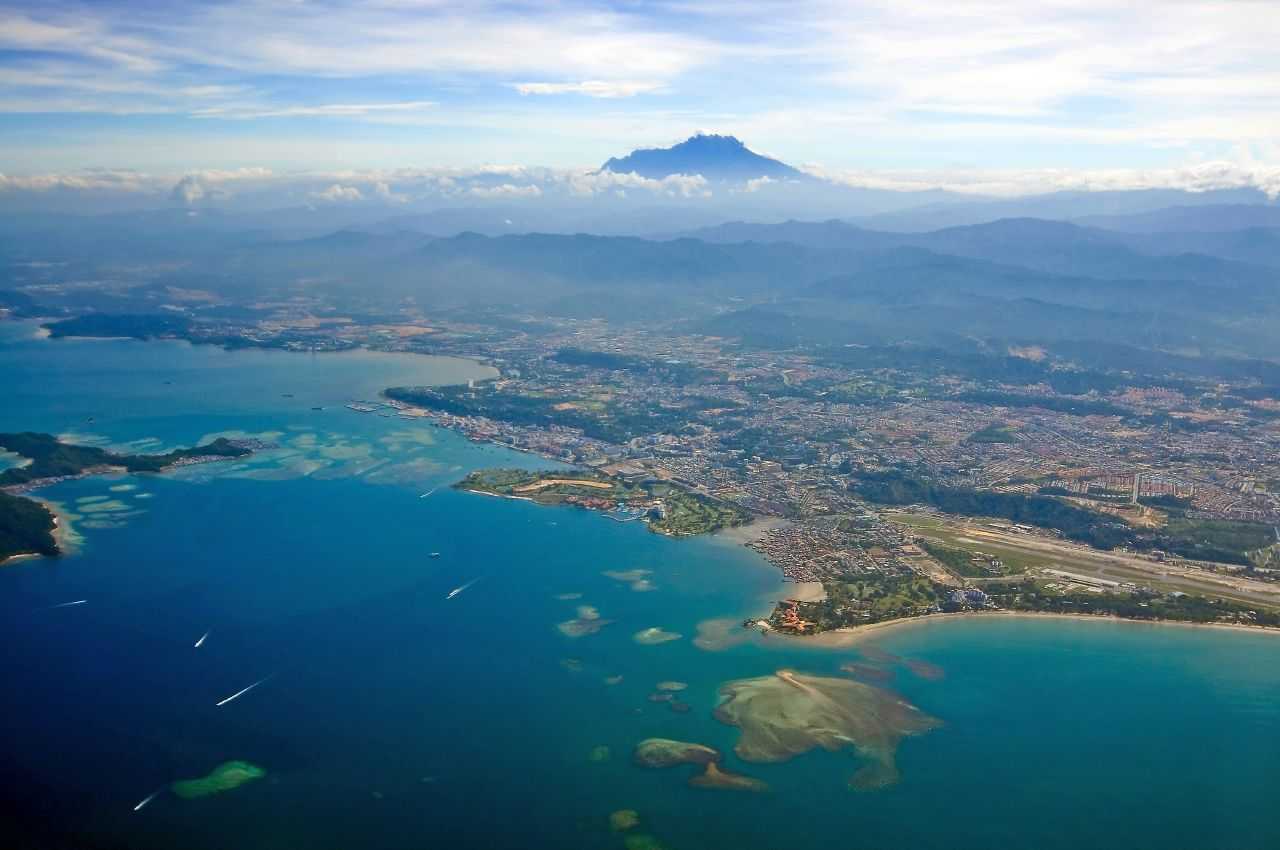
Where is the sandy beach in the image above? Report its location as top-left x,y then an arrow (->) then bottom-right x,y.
778,609 -> 1280,649
0,551 -> 44,567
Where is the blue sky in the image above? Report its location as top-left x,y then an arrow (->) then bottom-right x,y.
0,0 -> 1278,195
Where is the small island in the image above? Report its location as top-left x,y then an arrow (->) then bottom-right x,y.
454,468 -> 749,536
0,432 -> 260,564
0,491 -> 58,563
171,760 -> 265,799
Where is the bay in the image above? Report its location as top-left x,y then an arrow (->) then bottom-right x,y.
1,320 -> 1277,850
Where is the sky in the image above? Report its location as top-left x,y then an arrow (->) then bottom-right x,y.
1,0 -> 1279,200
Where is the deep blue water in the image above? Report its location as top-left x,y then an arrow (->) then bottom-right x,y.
1,320 -> 1278,850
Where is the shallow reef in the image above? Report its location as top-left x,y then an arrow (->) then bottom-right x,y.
609,809 -> 640,831
603,569 -> 656,592
688,761 -> 769,793
171,761 -> 265,799
633,627 -> 681,645
632,738 -> 719,768
839,661 -> 896,683
557,605 -> 613,638
714,669 -> 940,790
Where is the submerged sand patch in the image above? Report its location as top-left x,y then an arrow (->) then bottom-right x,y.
632,738 -> 718,768
633,627 -> 682,645
693,617 -> 757,652
689,761 -> 769,793
714,669 -> 940,790
603,568 -> 656,592
171,761 -> 264,799
557,605 -> 613,638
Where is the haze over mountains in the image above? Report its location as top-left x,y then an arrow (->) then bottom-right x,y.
2,134 -> 1278,371
3,134 -> 1275,229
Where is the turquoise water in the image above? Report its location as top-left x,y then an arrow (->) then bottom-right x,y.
1,320 -> 1278,850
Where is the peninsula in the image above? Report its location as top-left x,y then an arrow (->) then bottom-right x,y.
454,468 -> 749,537
0,432 -> 255,489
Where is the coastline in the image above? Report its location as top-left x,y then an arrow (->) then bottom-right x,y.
0,550 -> 45,567
7,317 -> 500,382
0,495 -> 69,568
776,609 -> 1280,649
711,516 -> 790,546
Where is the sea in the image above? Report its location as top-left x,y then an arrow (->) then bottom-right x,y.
1,319 -> 1277,850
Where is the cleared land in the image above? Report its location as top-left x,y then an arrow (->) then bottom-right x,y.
890,510 -> 1280,610
512,478 -> 614,493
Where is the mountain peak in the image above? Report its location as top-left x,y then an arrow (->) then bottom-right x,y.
602,133 -> 802,181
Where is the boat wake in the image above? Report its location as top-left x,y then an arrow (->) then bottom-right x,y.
133,790 -> 162,812
216,674 -> 274,707
446,577 -> 483,599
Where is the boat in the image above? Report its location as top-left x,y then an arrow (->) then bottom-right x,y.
430,552 -> 441,559
445,577 -> 480,599
133,790 -> 161,812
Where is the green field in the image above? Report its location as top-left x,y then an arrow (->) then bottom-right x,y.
921,541 -> 1023,578
892,513 -> 1044,573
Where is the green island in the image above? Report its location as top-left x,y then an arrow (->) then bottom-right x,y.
454,468 -> 749,536
171,761 -> 265,799
0,432 -> 257,564
0,490 -> 58,563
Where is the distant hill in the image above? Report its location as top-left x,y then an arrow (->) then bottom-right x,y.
1076,204 -> 1280,233
678,219 -> 894,252
852,188 -> 1275,232
602,134 -> 803,181
685,216 -> 1278,286
907,218 -> 1276,286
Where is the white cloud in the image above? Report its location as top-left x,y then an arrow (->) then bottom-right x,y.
4,157 -> 1279,209
310,183 -> 365,202
0,169 -> 152,193
169,168 -> 274,204
512,80 -> 663,98
468,183 -> 542,199
563,169 -> 711,198
373,180 -> 408,203
811,160 -> 1280,198
170,175 -> 207,204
